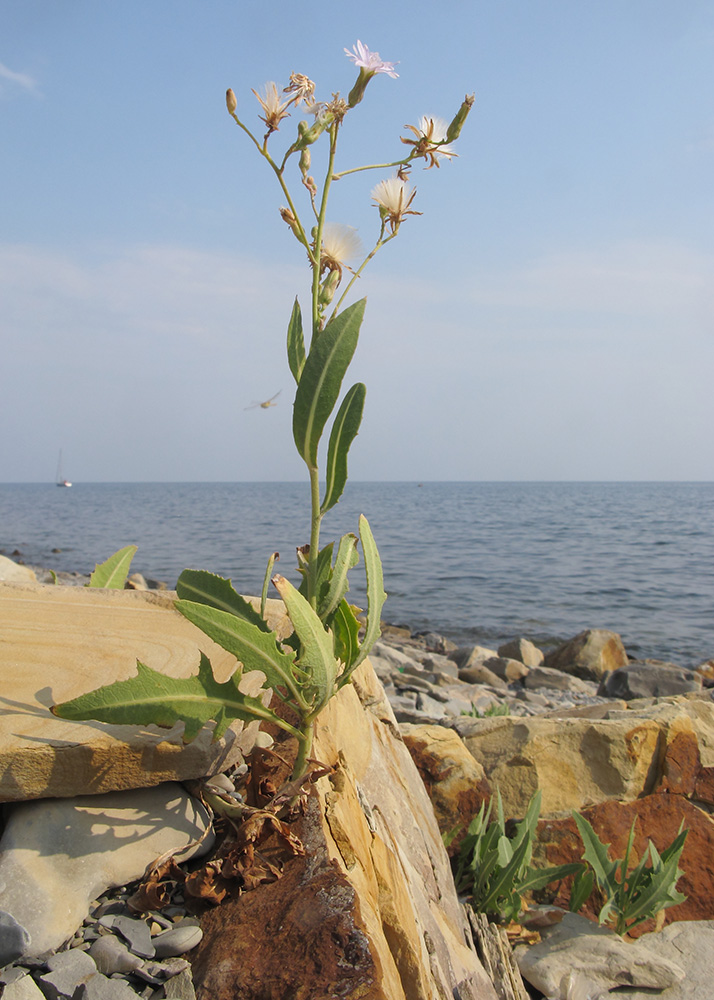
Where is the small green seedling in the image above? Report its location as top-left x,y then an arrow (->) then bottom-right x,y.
452,790 -> 583,924
572,812 -> 688,936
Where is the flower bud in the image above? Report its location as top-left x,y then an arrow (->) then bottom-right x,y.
347,68 -> 372,108
279,206 -> 301,239
318,269 -> 341,306
295,118 -> 329,148
226,88 -> 237,114
445,93 -> 475,143
299,148 -> 311,179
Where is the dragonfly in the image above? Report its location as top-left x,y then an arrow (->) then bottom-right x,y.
244,391 -> 281,411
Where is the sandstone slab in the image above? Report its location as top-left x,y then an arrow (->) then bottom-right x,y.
0,582 -> 291,801
452,712 -> 663,817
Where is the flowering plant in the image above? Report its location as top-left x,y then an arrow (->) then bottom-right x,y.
53,43 -> 473,782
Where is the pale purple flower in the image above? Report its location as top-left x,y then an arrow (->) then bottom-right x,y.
344,41 -> 399,78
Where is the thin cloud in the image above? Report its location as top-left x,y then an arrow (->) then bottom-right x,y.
0,60 -> 40,96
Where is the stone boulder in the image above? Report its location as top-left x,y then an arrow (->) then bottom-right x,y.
0,582 -> 292,801
498,638 -> 544,668
190,663 -> 498,1000
598,660 -> 702,700
399,723 -> 490,846
544,629 -> 628,681
0,557 -> 36,584
451,712 -> 663,817
515,910 -> 685,996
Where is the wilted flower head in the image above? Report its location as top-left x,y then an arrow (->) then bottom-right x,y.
344,40 -> 399,78
345,40 -> 398,107
283,73 -> 316,106
252,82 -> 292,134
371,176 -> 420,232
319,223 -> 363,276
225,88 -> 237,115
401,115 -> 456,168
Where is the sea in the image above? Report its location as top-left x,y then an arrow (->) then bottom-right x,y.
1,481 -> 712,668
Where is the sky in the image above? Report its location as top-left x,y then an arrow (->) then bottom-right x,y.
2,0 -> 713,483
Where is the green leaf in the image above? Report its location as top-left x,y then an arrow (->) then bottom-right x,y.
569,867 -> 595,912
175,599 -> 306,709
51,653 -> 296,743
319,533 -> 358,620
519,863 -> 585,895
176,569 -> 271,633
260,552 -> 279,620
88,545 -> 138,589
272,574 -> 339,716
331,600 -> 362,673
287,296 -> 306,384
321,383 -> 366,514
572,812 -> 618,897
339,515 -> 386,680
293,299 -> 366,470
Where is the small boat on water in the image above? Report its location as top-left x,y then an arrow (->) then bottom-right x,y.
56,451 -> 72,488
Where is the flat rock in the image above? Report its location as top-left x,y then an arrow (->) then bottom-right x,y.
0,582 -> 291,800
515,910 -> 685,996
0,782 -> 213,959
614,920 -> 714,999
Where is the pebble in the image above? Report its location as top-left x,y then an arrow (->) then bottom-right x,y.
151,923 -> 202,959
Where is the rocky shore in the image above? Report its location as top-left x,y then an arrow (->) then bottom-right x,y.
1,553 -> 713,999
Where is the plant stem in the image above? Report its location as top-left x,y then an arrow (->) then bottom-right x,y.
291,720 -> 314,780
332,156 -> 413,180
307,466 -> 322,609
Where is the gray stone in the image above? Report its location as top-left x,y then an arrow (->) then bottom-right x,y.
598,660 -> 703,700
72,974 -> 144,999
614,920 -> 714,999
0,910 -> 31,966
164,969 -> 196,1000
497,638 -> 544,667
514,910 -> 685,996
151,922 -> 202,958
0,783 -> 212,960
458,663 -> 508,689
1,975 -> 46,1000
481,656 -> 530,682
98,917 -> 154,959
448,645 -> 499,669
38,950 -> 98,1000
523,665 -> 595,693
88,936 -> 144,975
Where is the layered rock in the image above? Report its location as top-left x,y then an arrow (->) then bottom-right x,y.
191,662 -> 498,1000
0,582 -> 291,801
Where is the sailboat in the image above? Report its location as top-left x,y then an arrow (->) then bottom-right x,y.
56,450 -> 72,488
